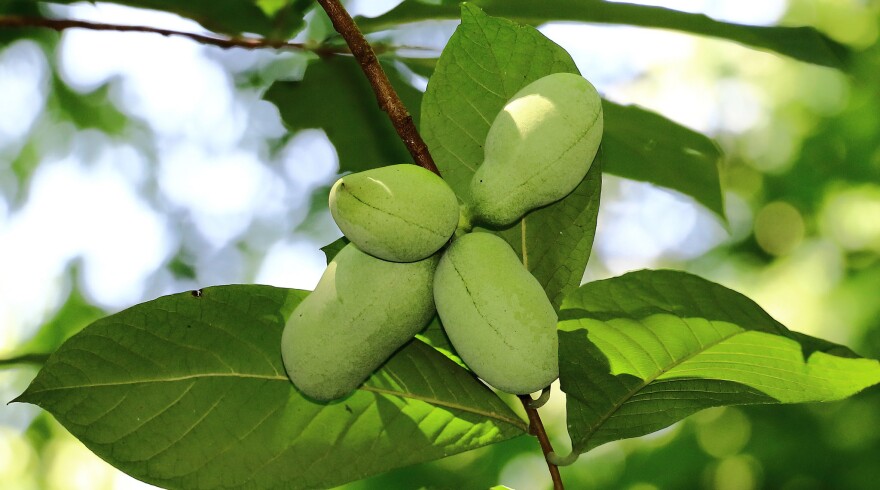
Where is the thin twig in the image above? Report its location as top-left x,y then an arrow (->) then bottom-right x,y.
0,353 -> 51,367
520,395 -> 564,490
314,0 -> 439,175
0,15 -> 345,54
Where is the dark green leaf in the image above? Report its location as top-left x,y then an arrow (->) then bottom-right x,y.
495,159 -> 602,308
320,236 -> 349,264
421,4 -> 601,309
360,0 -> 849,69
14,285 -> 526,489
0,1 -> 58,44
265,57 -> 423,173
602,101 -> 724,221
557,270 -> 880,458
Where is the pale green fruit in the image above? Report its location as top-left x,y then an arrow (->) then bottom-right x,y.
433,232 -> 558,394
281,244 -> 438,401
470,73 -> 604,227
329,164 -> 459,262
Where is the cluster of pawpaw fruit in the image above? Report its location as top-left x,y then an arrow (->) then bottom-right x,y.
281,72 -> 604,401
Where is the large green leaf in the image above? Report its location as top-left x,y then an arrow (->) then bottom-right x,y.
14,285 -> 526,489
421,4 -> 601,308
265,57 -> 423,173
12,0 -> 311,39
602,101 -> 724,221
360,0 -> 849,69
556,270 -> 880,460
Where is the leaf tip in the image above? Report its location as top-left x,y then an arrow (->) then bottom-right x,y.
8,391 -> 31,406
459,2 -> 484,21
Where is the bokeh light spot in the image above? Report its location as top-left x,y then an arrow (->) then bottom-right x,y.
754,201 -> 805,256
820,185 -> 880,252
695,407 -> 752,458
713,454 -> 761,490
0,40 -> 48,149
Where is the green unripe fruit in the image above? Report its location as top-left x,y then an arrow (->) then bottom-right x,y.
281,244 -> 438,401
470,73 -> 604,227
433,232 -> 558,394
329,164 -> 459,262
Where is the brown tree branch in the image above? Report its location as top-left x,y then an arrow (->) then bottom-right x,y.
0,15 -> 346,54
520,394 -> 564,490
314,0 -> 439,175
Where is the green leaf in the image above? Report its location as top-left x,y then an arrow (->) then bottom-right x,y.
360,0 -> 849,69
602,101 -> 724,221
496,159 -> 602,308
0,1 -> 58,44
557,270 -> 880,458
265,57 -> 423,174
421,4 -> 601,309
13,0 -> 311,39
416,317 -> 467,369
14,285 -> 526,489
320,236 -> 349,264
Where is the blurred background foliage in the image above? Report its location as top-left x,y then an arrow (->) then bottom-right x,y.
0,0 -> 878,489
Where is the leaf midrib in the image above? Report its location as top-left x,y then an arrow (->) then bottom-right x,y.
360,386 -> 527,430
573,319 -> 742,451
20,372 -> 528,431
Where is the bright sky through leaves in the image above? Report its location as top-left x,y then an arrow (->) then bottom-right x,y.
0,1 -> 854,489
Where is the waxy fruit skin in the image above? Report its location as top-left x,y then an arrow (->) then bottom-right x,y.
433,232 -> 558,394
471,73 -> 603,227
330,164 -> 460,262
281,244 -> 438,401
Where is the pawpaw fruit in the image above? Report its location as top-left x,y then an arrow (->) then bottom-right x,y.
329,164 -> 459,262
281,243 -> 438,401
470,73 -> 603,227
433,232 -> 558,394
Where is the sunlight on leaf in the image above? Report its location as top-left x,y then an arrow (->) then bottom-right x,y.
557,270 -> 880,457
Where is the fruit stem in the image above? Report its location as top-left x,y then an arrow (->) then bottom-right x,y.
518,395 -> 565,490
454,203 -> 475,238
